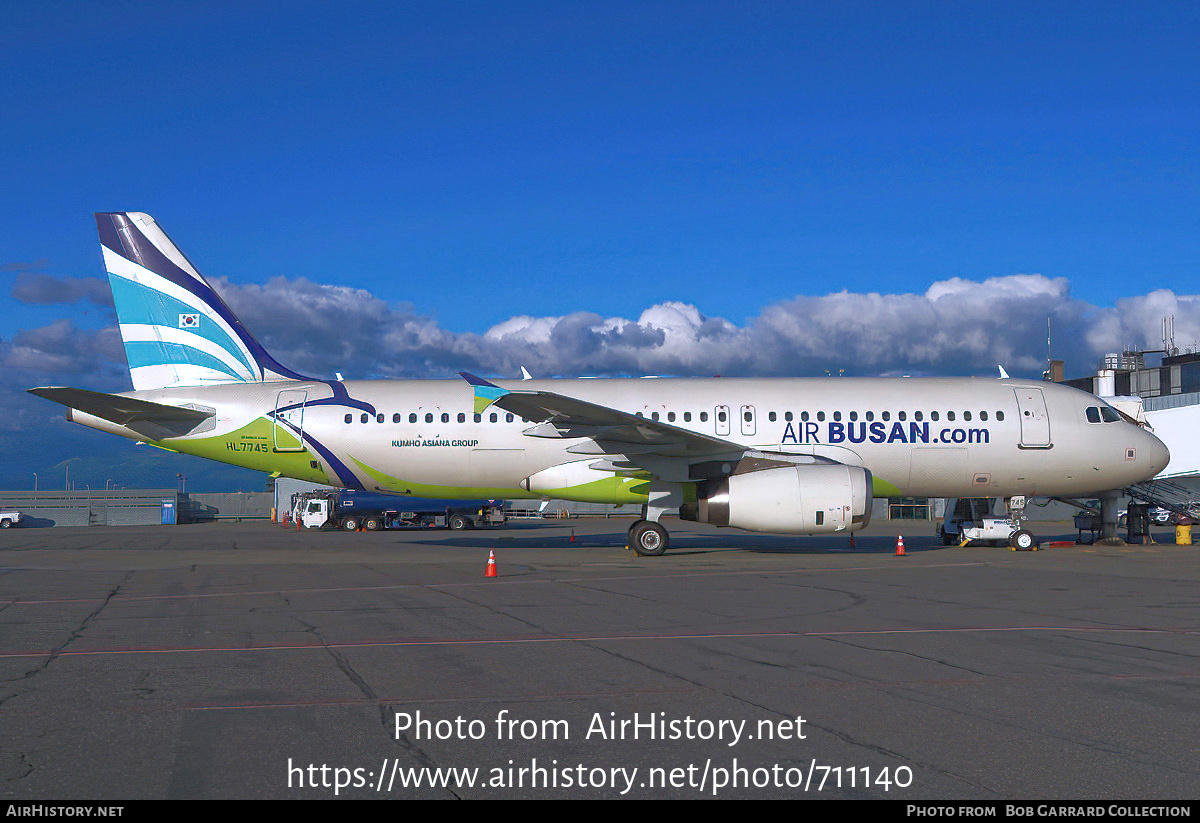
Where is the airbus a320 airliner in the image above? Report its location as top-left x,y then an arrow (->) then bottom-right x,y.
30,213 -> 1169,554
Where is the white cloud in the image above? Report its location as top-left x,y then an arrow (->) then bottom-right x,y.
5,272 -> 1194,392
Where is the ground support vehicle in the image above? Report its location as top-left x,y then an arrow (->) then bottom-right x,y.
294,490 -> 506,531
938,497 -> 1035,550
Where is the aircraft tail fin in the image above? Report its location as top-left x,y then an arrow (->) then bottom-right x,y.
95,212 -> 312,390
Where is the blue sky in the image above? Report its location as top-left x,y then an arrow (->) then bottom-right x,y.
1,1 -> 1198,489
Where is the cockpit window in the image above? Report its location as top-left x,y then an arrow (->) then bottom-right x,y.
1087,405 -> 1123,423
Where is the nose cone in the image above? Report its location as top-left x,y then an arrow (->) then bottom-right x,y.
1138,428 -> 1171,480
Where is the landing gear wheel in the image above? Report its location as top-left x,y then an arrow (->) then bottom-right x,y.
629,520 -> 669,556
1010,529 -> 1036,551
448,514 -> 469,531
342,517 -> 359,531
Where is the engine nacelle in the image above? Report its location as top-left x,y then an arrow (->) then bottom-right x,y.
683,464 -> 873,534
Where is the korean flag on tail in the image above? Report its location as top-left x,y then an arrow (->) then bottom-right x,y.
178,313 -> 200,329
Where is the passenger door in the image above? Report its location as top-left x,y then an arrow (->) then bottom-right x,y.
1013,388 -> 1051,448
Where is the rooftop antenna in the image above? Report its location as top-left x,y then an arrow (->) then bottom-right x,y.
1163,315 -> 1178,358
1041,316 -> 1052,380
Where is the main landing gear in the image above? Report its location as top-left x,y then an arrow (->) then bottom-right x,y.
628,520 -> 669,556
626,485 -> 682,557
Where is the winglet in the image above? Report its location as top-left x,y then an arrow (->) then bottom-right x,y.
459,372 -> 509,414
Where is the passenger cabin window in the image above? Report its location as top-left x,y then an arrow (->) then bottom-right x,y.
392,413 -> 401,423
700,412 -> 708,422
361,413 -> 369,424
345,414 -> 352,424
409,413 -> 417,423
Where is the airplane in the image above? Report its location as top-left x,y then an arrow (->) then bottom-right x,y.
29,212 -> 1170,555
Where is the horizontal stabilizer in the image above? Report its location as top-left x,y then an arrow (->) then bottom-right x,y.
28,387 -> 214,438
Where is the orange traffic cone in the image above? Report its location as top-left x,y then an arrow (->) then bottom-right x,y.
895,535 -> 906,556
485,550 -> 498,578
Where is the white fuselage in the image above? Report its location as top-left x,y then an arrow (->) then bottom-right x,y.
73,376 -> 1170,502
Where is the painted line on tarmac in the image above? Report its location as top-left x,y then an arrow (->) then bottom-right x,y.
0,624 -> 1196,660
1,561 -> 994,606
184,685 -> 704,712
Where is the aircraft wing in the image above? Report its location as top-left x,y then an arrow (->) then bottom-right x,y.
28,387 -> 214,438
459,372 -> 741,460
